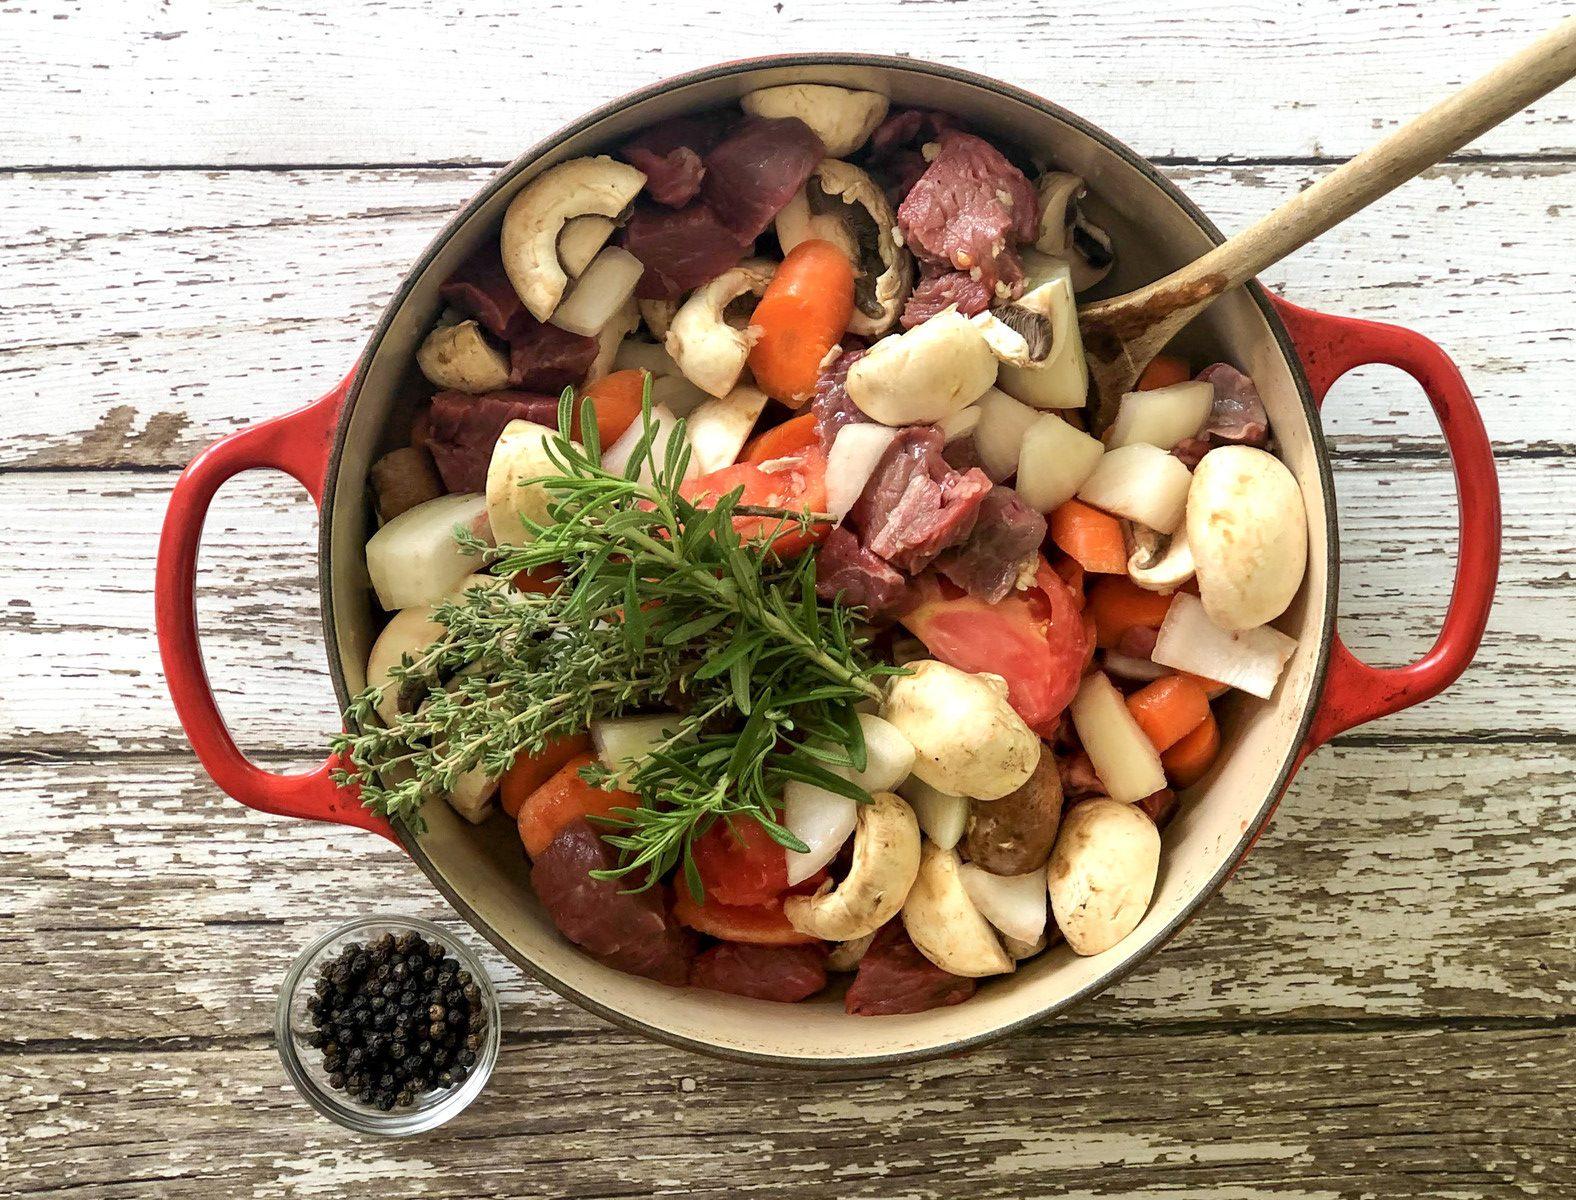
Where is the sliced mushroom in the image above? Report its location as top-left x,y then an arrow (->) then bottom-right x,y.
1126,522 -> 1196,592
559,214 -> 616,278
825,931 -> 877,973
1001,932 -> 1048,961
366,606 -> 446,725
1033,171 -> 1116,293
784,791 -> 921,942
664,258 -> 776,398
415,320 -> 511,394
500,156 -> 647,322
775,160 -> 913,337
740,84 -> 889,158
988,253 -> 1090,411
846,309 -> 998,425
585,296 -> 640,384
639,298 -> 678,341
901,844 -> 1015,978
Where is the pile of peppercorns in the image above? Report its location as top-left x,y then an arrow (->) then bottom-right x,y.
303,930 -> 486,1111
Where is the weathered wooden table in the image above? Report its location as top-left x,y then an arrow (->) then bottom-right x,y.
4,2 -> 1572,1195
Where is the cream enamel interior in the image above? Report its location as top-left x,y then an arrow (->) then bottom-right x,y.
322,58 -> 1334,1067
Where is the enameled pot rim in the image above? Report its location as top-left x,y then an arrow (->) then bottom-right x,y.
318,52 -> 1338,1068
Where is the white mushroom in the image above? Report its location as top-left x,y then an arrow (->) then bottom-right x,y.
485,419 -> 572,545
987,253 -> 1090,410
558,214 -> 616,278
1187,445 -> 1308,630
366,605 -> 446,725
845,309 -> 998,425
881,660 -> 1040,801
442,766 -> 499,825
585,297 -> 641,384
500,156 -> 647,321
902,844 -> 1015,977
664,259 -> 776,398
825,931 -> 877,973
1127,522 -> 1196,592
740,84 -> 889,158
775,159 -> 913,337
1001,932 -> 1048,961
1048,798 -> 1161,956
1034,171 -> 1116,293
415,320 -> 511,394
783,791 -> 922,942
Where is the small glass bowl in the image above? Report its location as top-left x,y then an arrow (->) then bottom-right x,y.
275,915 -> 500,1136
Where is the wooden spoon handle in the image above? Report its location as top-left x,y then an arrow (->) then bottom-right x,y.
1145,16 -> 1576,301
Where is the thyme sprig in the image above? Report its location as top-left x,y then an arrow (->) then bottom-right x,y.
332,391 -> 900,891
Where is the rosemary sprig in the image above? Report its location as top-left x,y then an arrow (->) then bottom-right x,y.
332,390 -> 900,891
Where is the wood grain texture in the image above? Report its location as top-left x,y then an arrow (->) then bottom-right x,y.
3,162 -> 1572,468
4,1027 -> 1571,1198
2,745 -> 1570,1045
2,453 -> 1564,753
4,0 -> 1572,168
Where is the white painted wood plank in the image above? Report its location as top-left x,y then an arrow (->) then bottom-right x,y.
4,1028 -> 1569,1197
1,455 -> 1559,753
2,162 -> 1571,467
2,746 -> 1569,1044
4,0 -> 1572,168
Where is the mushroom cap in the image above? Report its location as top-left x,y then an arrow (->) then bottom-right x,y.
1187,445 -> 1308,630
1127,522 -> 1197,592
880,660 -> 1041,801
1032,171 -> 1115,293
740,84 -> 889,158
783,791 -> 921,942
485,419 -> 570,546
1048,798 -> 1161,956
846,309 -> 998,425
500,156 -> 647,322
664,258 -> 776,398
901,843 -> 1015,977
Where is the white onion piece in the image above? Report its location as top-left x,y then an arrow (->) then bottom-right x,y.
648,372 -> 710,417
591,714 -> 684,785
1077,443 -> 1193,533
549,247 -> 645,337
687,385 -> 767,475
1068,671 -> 1168,803
365,493 -> 491,611
826,424 -> 900,522
1105,381 -> 1214,450
1103,651 -> 1171,683
558,215 -> 616,278
899,777 -> 968,849
973,387 -> 1041,481
849,713 -> 916,792
1015,412 -> 1105,513
1152,592 -> 1297,699
600,403 -> 696,484
783,780 -> 858,885
612,339 -> 680,379
958,862 -> 1048,944
938,405 -> 981,444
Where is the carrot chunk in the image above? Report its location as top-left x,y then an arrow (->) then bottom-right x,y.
747,241 -> 855,406
1086,576 -> 1176,649
499,733 -> 592,818
1136,354 -> 1191,391
1049,499 -> 1129,574
1125,675 -> 1211,753
1162,711 -> 1221,787
514,750 -> 635,854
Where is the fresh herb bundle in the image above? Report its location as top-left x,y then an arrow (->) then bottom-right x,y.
333,392 -> 900,892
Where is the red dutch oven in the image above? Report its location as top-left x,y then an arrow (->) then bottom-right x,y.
156,56 -> 1500,1067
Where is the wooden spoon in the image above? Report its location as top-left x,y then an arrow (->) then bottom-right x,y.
1078,16 -> 1576,420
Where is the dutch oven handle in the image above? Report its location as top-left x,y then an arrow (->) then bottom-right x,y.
155,372 -> 397,843
1271,296 -> 1501,751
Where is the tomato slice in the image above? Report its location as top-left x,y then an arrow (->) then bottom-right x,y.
690,817 -> 791,907
900,558 -> 1091,731
672,891 -> 819,946
679,448 -> 830,557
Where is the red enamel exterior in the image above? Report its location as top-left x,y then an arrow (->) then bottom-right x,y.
152,313 -> 1497,842
153,372 -> 396,843
1271,297 -> 1502,758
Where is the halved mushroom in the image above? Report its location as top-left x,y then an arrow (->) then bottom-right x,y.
784,791 -> 922,942
1126,521 -> 1196,593
664,258 -> 776,398
559,214 -> 616,278
825,931 -> 877,973
366,606 -> 446,725
415,320 -> 511,394
775,160 -> 913,337
740,84 -> 889,158
901,843 -> 1015,978
500,156 -> 647,322
976,253 -> 1089,411
1034,171 -> 1116,293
